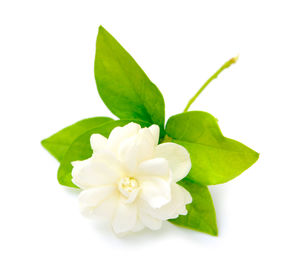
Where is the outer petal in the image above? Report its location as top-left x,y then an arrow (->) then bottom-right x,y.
139,176 -> 171,208
149,124 -> 160,145
71,155 -> 122,189
107,122 -> 140,154
141,182 -> 192,220
139,210 -> 162,230
131,220 -> 145,232
93,192 -> 119,221
90,134 -> 107,153
155,143 -> 191,182
78,185 -> 116,215
112,200 -> 137,234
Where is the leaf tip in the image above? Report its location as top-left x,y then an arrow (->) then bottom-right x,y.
253,150 -> 260,163
41,138 -> 48,150
211,226 -> 218,236
98,25 -> 108,36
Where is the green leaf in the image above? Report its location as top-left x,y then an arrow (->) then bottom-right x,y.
94,26 -> 165,134
41,117 -> 113,162
165,111 -> 259,185
169,179 -> 218,236
58,119 -> 151,188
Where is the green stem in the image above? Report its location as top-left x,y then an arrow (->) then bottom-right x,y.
183,55 -> 239,112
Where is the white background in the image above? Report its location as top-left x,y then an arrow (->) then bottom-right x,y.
1,0 -> 299,273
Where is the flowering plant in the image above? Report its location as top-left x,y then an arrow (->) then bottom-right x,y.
42,26 -> 258,236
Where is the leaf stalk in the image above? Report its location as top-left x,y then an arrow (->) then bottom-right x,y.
183,55 -> 239,112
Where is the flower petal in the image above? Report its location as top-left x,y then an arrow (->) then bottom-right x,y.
137,158 -> 170,178
139,176 -> 171,208
149,124 -> 160,145
107,122 -> 140,154
141,182 -> 192,220
90,134 -> 107,153
139,210 -> 162,230
117,135 -> 138,174
136,128 -> 156,162
92,149 -> 124,175
155,143 -> 191,182
118,128 -> 155,174
93,192 -> 119,221
71,155 -> 121,189
78,185 -> 116,215
112,200 -> 137,234
131,220 -> 144,232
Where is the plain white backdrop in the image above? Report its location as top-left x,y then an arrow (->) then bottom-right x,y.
1,0 -> 299,273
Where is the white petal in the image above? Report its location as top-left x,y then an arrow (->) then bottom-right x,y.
117,135 -> 138,174
140,176 -> 171,208
78,185 -> 116,215
93,192 -> 119,221
183,185 -> 193,205
137,158 -> 170,178
155,143 -> 191,182
135,128 -> 155,162
141,182 -> 192,220
112,201 -> 137,234
90,134 -> 107,153
131,220 -> 144,232
71,156 -> 121,189
118,128 -> 155,174
139,211 -> 162,230
158,183 -> 192,219
149,124 -> 160,145
107,122 -> 140,154
92,149 -> 124,175
124,188 -> 140,204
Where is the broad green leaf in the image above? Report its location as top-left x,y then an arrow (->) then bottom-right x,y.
169,179 -> 218,236
165,111 -> 259,185
41,117 -> 113,162
58,119 -> 151,188
94,26 -> 165,134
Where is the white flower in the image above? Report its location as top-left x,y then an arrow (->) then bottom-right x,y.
71,122 -> 192,235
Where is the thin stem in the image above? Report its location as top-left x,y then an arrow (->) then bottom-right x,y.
183,55 -> 239,112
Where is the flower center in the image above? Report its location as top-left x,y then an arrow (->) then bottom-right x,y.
118,177 -> 140,203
